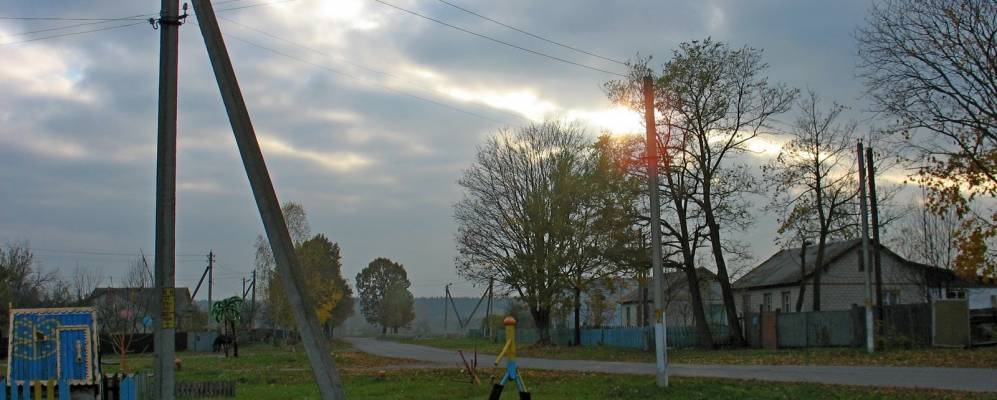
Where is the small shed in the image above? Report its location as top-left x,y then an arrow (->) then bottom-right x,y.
7,307 -> 101,385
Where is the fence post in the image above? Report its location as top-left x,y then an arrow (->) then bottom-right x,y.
58,380 -> 68,400
45,380 -> 53,400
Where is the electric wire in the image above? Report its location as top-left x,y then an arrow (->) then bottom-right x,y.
434,0 -> 626,65
222,30 -> 519,126
369,0 -> 626,77
217,16 -> 528,125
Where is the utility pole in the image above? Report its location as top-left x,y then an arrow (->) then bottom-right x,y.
444,283 -> 451,336
152,0 -> 182,397
866,147 -> 884,324
189,0 -> 347,397
857,141 -> 875,354
242,277 -> 247,301
208,251 -> 214,313
485,277 -> 494,338
250,269 -> 257,327
643,75 -> 668,387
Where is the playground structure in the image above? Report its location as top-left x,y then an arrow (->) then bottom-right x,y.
489,316 -> 531,400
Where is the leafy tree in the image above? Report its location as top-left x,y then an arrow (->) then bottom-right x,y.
857,0 -> 997,280
380,282 -> 415,334
255,201 -> 314,329
454,121 -> 592,344
763,90 -> 859,311
295,235 -> 354,337
212,296 -> 243,357
356,257 -> 413,334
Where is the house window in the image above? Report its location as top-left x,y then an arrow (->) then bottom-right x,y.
763,293 -> 773,312
781,291 -> 791,312
884,290 -> 901,305
945,289 -> 966,299
625,306 -> 632,327
742,294 -> 752,314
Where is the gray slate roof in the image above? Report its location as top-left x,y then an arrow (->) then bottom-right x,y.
733,239 -> 863,290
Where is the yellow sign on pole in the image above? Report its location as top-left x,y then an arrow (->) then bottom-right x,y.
162,288 -> 176,329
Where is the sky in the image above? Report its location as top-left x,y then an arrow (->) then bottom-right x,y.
0,0 -> 883,298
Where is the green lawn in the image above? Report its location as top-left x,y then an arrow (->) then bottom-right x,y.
387,336 -> 997,368
8,342 -> 996,399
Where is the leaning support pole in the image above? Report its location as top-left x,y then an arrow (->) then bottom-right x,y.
153,0 -> 180,398
189,1 -> 346,397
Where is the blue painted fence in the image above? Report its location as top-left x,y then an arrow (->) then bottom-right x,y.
497,324 -> 730,349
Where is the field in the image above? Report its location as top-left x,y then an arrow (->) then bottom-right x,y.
387,336 -> 997,368
85,341 -> 997,399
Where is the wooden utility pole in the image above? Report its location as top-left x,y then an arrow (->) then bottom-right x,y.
866,147 -> 884,322
153,0 -> 181,397
485,277 -> 494,338
444,283 -> 450,336
643,75 -> 668,387
208,251 -> 214,313
857,141 -> 875,354
250,269 -> 257,326
189,0 -> 347,397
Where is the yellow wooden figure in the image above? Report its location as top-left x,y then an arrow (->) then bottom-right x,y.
490,316 -> 531,400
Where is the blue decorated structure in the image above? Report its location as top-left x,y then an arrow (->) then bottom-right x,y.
6,307 -> 100,388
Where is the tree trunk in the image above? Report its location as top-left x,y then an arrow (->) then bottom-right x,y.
530,307 -> 552,345
231,320 -> 239,357
381,325 -> 387,335
702,186 -> 746,347
796,241 -> 808,312
812,235 -> 828,311
681,254 -> 714,349
573,286 -> 581,347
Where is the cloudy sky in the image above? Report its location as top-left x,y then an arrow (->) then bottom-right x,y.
0,0 -> 884,298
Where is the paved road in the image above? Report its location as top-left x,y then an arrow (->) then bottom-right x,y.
345,337 -> 997,393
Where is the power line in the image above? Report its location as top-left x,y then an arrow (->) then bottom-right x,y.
0,0 -> 292,43
0,16 -> 146,22
222,30 -> 519,126
30,247 -> 204,257
0,21 -> 146,46
434,0 -> 625,65
217,17 -> 527,125
369,0 -> 626,77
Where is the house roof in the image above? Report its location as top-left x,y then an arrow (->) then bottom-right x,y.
88,287 -> 194,308
620,268 -> 717,304
733,239 -> 995,290
733,239 -> 864,290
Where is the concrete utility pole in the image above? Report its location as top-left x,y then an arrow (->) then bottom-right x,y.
866,147 -> 884,323
857,141 -> 875,354
643,75 -> 668,387
189,0 -> 346,397
153,0 -> 181,397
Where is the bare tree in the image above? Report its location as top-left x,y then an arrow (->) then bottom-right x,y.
764,90 -> 859,311
888,190 -> 961,301
857,0 -> 997,280
656,39 -> 797,345
255,201 -> 310,331
71,265 -> 104,305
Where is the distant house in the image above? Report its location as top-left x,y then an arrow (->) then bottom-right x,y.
619,268 -> 725,328
733,239 -> 997,314
87,287 -> 196,331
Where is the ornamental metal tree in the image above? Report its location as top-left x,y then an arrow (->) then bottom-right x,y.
212,296 -> 244,357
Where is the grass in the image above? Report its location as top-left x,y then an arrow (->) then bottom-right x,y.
9,341 -> 997,399
387,336 -> 997,368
